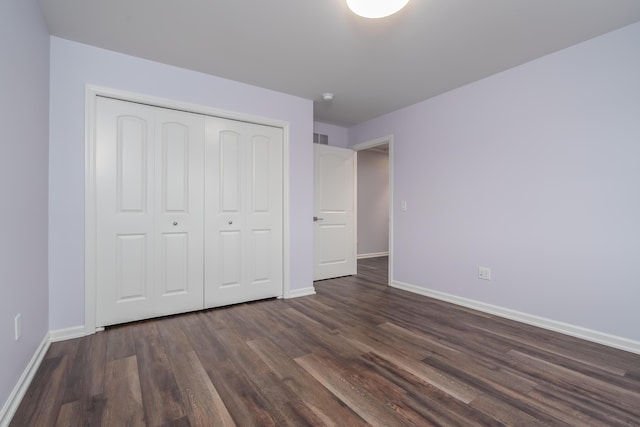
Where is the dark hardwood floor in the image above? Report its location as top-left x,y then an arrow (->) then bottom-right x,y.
11,257 -> 640,426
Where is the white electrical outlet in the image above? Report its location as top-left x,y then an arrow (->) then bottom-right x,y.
15,314 -> 21,341
478,267 -> 491,280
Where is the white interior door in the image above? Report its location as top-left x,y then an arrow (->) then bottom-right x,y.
314,144 -> 356,280
204,117 -> 283,307
96,97 -> 204,327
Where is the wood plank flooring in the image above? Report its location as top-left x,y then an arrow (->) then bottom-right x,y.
11,257 -> 640,426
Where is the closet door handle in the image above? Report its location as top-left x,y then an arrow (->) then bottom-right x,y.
173,221 -> 178,226
228,220 -> 233,225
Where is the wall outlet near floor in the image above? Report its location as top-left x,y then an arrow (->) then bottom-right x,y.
478,266 -> 492,281
15,313 -> 21,341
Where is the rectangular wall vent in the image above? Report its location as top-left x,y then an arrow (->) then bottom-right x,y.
313,133 -> 329,145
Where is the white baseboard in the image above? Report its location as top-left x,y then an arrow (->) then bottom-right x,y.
0,333 -> 51,427
287,286 -> 316,298
49,326 -> 87,342
391,280 -> 640,355
357,252 -> 389,260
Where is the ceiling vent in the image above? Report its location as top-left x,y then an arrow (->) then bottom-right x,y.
313,133 -> 329,145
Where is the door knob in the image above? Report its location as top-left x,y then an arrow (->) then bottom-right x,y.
173,221 -> 178,226
228,220 -> 233,225
313,216 -> 324,222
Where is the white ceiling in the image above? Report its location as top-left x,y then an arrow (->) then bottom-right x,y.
40,0 -> 640,127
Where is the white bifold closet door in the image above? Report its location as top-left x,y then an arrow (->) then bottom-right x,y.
95,97 -> 283,327
204,118 -> 283,308
96,97 -> 205,327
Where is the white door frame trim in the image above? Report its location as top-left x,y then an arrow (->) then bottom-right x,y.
352,135 -> 394,286
84,85 -> 291,334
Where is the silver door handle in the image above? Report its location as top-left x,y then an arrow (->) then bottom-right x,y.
313,216 -> 324,222
173,221 -> 178,226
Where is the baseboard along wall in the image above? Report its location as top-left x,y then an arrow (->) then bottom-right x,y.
357,252 -> 389,260
288,286 -> 317,299
391,280 -> 640,355
0,334 -> 50,427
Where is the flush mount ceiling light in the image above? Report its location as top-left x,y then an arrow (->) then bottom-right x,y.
346,0 -> 411,18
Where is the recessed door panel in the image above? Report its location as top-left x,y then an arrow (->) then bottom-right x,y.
251,229 -> 271,283
220,131 -> 241,213
252,136 -> 271,212
162,123 -> 189,213
160,233 -> 189,295
116,234 -> 148,301
318,224 -> 348,265
220,230 -> 241,287
318,154 -> 350,213
118,117 -> 147,213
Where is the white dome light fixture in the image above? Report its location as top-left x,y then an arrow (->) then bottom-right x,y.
346,0 -> 411,18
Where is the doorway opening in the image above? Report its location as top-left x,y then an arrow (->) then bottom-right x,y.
353,136 -> 393,285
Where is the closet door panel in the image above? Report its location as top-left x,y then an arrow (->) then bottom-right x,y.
246,127 -> 283,299
154,109 -> 204,315
96,98 -> 156,326
204,119 -> 243,307
96,98 -> 205,327
204,118 -> 283,308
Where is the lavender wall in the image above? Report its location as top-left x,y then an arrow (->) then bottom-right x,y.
314,121 -> 350,148
49,37 -> 314,330
357,150 -> 389,256
350,22 -> 640,342
0,0 -> 50,413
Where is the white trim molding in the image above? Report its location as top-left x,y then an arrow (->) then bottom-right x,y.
391,280 -> 640,355
49,326 -> 87,343
352,135 -> 394,286
0,333 -> 50,427
287,286 -> 316,299
357,252 -> 389,260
